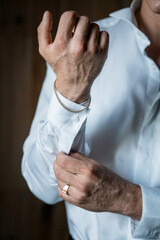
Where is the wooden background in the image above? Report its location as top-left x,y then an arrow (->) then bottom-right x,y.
0,0 -> 132,239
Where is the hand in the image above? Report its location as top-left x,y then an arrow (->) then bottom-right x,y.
54,152 -> 142,220
37,11 -> 109,103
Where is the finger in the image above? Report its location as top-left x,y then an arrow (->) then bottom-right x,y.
56,152 -> 87,174
69,152 -> 89,161
87,23 -> 100,52
57,185 -> 77,204
99,31 -> 109,51
73,16 -> 90,43
54,160 -> 90,193
57,180 -> 75,196
37,11 -> 53,51
57,180 -> 86,204
68,152 -> 99,175
55,11 -> 79,41
54,160 -> 79,185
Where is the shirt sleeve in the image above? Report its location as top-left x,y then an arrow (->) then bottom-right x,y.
21,63 -> 90,205
131,185 -> 160,239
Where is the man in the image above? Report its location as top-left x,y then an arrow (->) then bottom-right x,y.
22,0 -> 160,239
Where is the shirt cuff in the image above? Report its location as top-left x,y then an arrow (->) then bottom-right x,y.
131,185 -> 160,239
47,87 -> 90,154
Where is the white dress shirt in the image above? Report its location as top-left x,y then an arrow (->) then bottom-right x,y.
22,0 -> 160,239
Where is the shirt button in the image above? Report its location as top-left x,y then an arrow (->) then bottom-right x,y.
151,64 -> 156,71
137,31 -> 141,37
72,116 -> 80,122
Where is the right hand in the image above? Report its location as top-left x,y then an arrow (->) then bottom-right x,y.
37,11 -> 109,103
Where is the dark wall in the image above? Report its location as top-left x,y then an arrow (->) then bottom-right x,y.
0,0 -> 132,239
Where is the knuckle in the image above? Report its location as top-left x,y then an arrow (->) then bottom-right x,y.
54,165 -> 61,178
89,46 -> 98,55
56,169 -> 61,179
75,46 -> 84,55
60,156 -> 69,168
37,25 -> 41,33
80,15 -> 90,24
92,23 -> 100,30
38,46 -> 45,55
56,152 -> 63,160
70,42 -> 84,55
102,32 -> 109,43
57,36 -> 67,49
86,164 -> 95,177
78,181 -> 89,194
53,163 -> 57,174
57,153 -> 69,168
76,192 -> 86,203
61,11 -> 78,20
70,152 -> 80,158
90,23 -> 100,32
101,30 -> 108,36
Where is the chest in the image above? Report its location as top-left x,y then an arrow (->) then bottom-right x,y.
85,52 -> 160,185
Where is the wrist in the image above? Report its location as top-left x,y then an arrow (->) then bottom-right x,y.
107,174 -> 142,220
55,80 -> 90,104
119,181 -> 142,220
54,81 -> 91,113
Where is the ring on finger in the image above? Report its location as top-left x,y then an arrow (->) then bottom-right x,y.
62,184 -> 70,195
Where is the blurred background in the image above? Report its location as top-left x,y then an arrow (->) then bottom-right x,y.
0,0 -> 132,239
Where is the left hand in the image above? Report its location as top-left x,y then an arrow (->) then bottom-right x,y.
53,152 -> 142,220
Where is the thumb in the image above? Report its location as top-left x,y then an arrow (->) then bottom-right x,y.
37,11 -> 53,54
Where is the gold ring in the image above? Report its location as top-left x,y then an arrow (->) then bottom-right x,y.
62,184 -> 70,195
